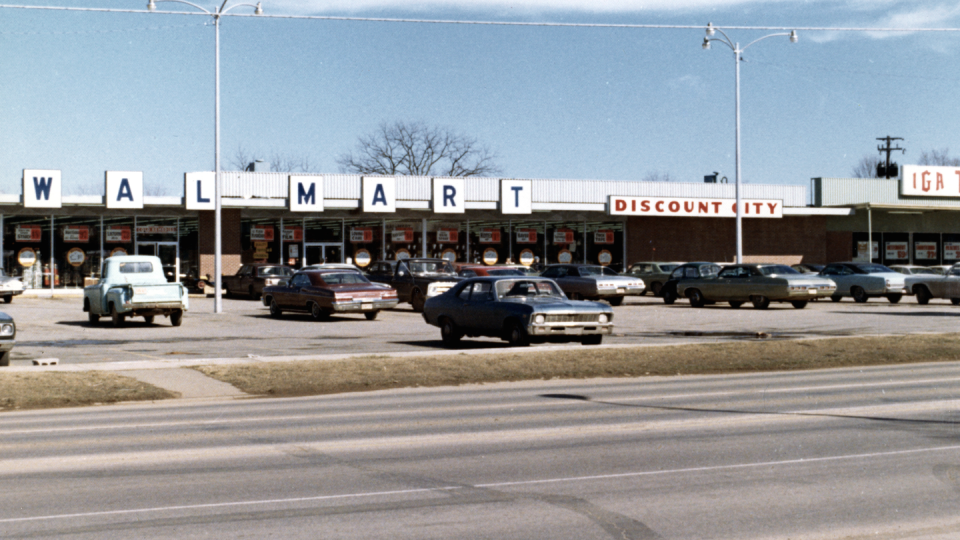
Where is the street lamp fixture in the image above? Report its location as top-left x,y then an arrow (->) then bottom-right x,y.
702,22 -> 796,264
148,0 -> 263,314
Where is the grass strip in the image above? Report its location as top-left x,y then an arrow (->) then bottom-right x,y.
0,372 -> 177,411
193,333 -> 960,398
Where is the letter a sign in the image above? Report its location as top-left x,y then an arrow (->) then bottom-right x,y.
362,177 -> 396,213
105,171 -> 144,209
23,169 -> 62,208
290,175 -> 324,212
185,172 -> 215,210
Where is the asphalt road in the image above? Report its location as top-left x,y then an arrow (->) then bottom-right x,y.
4,362 -> 960,539
5,292 -> 960,365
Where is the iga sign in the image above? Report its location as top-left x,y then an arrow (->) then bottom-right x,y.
901,165 -> 960,197
608,196 -> 782,218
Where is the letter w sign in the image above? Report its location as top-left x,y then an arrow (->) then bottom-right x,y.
23,169 -> 62,208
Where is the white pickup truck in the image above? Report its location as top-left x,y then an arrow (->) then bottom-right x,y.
83,255 -> 189,327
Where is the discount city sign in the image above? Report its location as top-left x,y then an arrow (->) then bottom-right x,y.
607,196 -> 783,218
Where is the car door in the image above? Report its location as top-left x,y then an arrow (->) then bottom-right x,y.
278,273 -> 311,309
943,267 -> 960,298
712,266 -> 743,300
392,261 -> 416,301
459,281 -> 501,334
821,264 -> 852,294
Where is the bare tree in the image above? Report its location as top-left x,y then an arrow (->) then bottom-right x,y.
918,148 -> 960,166
852,154 -> 881,178
336,121 -> 502,177
642,171 -> 675,182
230,144 -> 315,173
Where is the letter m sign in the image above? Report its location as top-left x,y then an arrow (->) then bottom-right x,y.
290,175 -> 324,212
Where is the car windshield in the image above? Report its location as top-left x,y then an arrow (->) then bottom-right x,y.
407,261 -> 455,275
259,266 -> 291,277
487,269 -> 525,276
698,264 -> 722,277
119,261 -> 153,274
321,272 -> 369,285
660,264 -> 680,273
579,266 -> 618,277
757,265 -> 801,276
496,279 -> 564,299
855,263 -> 895,274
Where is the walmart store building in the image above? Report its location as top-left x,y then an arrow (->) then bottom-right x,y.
1,168 -> 864,289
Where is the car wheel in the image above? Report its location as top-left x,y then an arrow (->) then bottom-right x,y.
651,282 -> 663,297
791,301 -> 808,309
729,301 -> 743,309
440,318 -> 462,345
608,296 -> 624,306
364,311 -> 378,321
687,289 -> 705,308
886,294 -> 903,304
411,289 -> 426,313
269,299 -> 283,318
582,335 -> 602,346
751,296 -> 771,310
110,304 -> 125,327
915,286 -> 932,305
0,351 -> 9,367
249,286 -> 258,300
3,295 -> 11,304
310,302 -> 330,321
144,315 -> 155,324
170,310 -> 183,327
851,286 -> 868,303
662,288 -> 677,305
505,320 -> 530,347
88,310 -> 99,325
830,295 -> 842,302
952,298 -> 960,306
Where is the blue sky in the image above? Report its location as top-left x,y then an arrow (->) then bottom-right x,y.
1,0 -> 959,195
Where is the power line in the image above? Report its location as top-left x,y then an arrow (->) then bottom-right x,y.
0,22 -> 206,36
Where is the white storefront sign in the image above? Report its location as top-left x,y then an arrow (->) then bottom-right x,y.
23,169 -> 62,208
901,165 -> 960,197
105,171 -> 143,209
432,178 -> 464,213
915,242 -> 937,260
290,175 -> 324,212
500,179 -> 532,214
185,172 -> 215,210
608,196 -> 782,218
885,242 -> 908,260
946,242 -> 960,260
362,177 -> 396,213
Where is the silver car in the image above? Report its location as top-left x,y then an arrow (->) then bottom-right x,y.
0,270 -> 24,304
819,262 -> 908,303
905,263 -> 960,305
539,264 -> 644,306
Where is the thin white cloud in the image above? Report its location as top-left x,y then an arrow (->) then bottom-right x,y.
267,0 -> 785,15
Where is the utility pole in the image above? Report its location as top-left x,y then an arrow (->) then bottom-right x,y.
876,136 -> 905,178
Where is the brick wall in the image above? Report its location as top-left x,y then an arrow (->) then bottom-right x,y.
626,215 -> 827,264
198,209 -> 242,279
825,231 -> 853,263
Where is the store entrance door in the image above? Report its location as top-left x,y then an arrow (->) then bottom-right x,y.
304,243 -> 343,266
136,242 -> 179,282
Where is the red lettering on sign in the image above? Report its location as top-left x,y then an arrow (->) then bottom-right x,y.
753,202 -> 763,214
668,201 -> 680,213
713,202 -> 722,213
615,199 -> 626,212
640,200 -> 650,212
767,202 -> 778,214
684,201 -> 694,213
698,202 -> 709,213
631,199 -> 637,212
956,171 -> 960,192
937,173 -> 944,191
922,171 -> 931,192
655,201 -> 664,212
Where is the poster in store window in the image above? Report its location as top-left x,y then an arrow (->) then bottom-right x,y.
885,242 -> 908,260
436,229 -> 459,244
516,229 -> 537,244
66,247 -> 86,267
392,227 -> 414,243
106,226 -> 131,243
554,230 -> 574,244
250,226 -> 275,242
855,241 -> 879,261
62,226 -> 89,243
283,227 -> 302,242
945,242 -> 960,260
594,230 -> 614,244
478,229 -> 500,244
15,225 -> 42,242
350,228 -> 373,243
915,242 -> 938,260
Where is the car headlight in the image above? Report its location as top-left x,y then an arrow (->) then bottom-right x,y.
534,314 -> 545,324
598,314 -> 609,324
0,323 -> 14,336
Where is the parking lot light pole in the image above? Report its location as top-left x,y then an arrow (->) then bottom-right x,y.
702,22 -> 797,264
147,0 -> 263,314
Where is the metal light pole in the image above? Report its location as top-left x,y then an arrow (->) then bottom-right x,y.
703,23 -> 796,264
148,0 -> 263,313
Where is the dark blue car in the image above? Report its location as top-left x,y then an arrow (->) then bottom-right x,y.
422,276 -> 613,347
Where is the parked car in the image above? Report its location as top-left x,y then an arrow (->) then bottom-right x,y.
539,264 -> 644,306
676,263 -> 837,309
366,258 -> 462,312
819,262 -> 908,303
791,263 -> 825,275
0,312 -> 15,367
928,265 -> 955,275
84,255 -> 188,327
905,263 -> 960,305
660,262 -> 724,304
0,269 -> 24,303
262,269 -> 398,320
422,276 -> 613,347
222,263 -> 295,299
889,265 -> 937,275
625,261 -> 684,296
456,265 -> 527,278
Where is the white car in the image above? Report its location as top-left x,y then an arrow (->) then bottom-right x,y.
820,262 -> 907,303
905,263 -> 960,305
0,270 -> 24,304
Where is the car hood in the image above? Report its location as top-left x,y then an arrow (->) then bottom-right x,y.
501,297 -> 611,312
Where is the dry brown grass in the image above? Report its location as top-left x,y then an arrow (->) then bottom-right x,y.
0,372 -> 177,411
193,333 -> 960,398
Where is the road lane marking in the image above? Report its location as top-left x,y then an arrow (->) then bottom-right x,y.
4,443 -> 960,525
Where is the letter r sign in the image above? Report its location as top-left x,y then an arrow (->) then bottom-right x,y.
432,178 -> 465,214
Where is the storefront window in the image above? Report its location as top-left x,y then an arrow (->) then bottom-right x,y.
4,216 -> 50,289
467,220 -> 509,265
426,220 -> 465,263
241,219 -> 282,264
509,220 -> 544,269
385,220 -> 420,260
547,222 -> 583,265
913,233 -> 941,266
56,216 -> 101,288
344,219 -> 383,268
586,221 -> 625,271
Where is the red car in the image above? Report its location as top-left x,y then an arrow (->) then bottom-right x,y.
456,264 -> 529,278
261,269 -> 399,320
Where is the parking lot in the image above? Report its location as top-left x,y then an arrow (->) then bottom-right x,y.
2,292 -> 957,366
